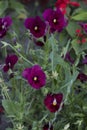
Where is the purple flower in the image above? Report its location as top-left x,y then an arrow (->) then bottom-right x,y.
44,93 -> 63,113
24,16 -> 46,38
35,41 -> 44,46
9,73 -> 14,79
82,55 -> 87,64
34,36 -> 46,46
0,105 -> 4,114
77,73 -> 87,82
43,8 -> 66,32
43,123 -> 53,130
79,22 -> 87,33
64,52 -> 74,64
22,65 -> 46,89
3,54 -> 18,72
0,16 -> 12,38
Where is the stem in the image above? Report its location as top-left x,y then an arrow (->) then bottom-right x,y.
10,44 -> 34,65
51,41 -> 54,72
2,41 -> 34,66
39,114 -> 48,123
1,82 -> 11,100
26,40 -> 30,55
52,112 -> 57,124
28,98 -> 34,110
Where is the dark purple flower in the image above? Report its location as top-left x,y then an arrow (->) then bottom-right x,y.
43,123 -> 53,130
22,65 -> 46,89
0,16 -> 12,38
22,68 -> 31,80
77,73 -> 87,82
0,106 -> 4,114
44,93 -> 63,113
43,8 -> 66,32
79,22 -> 87,33
35,41 -> 44,46
64,52 -> 74,64
3,54 -> 18,72
9,73 -> 14,79
24,16 -> 46,38
34,36 -> 47,46
82,55 -> 87,64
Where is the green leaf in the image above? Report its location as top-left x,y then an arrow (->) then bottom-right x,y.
71,12 -> 87,21
59,30 -> 69,46
66,21 -> 80,37
2,99 -> 17,116
10,1 -> 27,14
48,35 -> 58,70
6,128 -> 13,130
71,39 -> 87,55
0,1 -> 8,16
2,99 -> 24,121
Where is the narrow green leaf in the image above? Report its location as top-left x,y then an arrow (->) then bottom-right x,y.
0,1 -> 8,16
71,39 -> 87,55
71,12 -> 87,21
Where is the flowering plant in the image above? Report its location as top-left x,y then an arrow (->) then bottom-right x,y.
0,0 -> 87,130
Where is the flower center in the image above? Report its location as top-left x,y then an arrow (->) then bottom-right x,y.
33,76 -> 38,81
34,26 -> 38,31
8,62 -> 11,67
1,22 -> 7,29
53,18 -> 57,23
2,25 -> 5,29
53,98 -> 57,106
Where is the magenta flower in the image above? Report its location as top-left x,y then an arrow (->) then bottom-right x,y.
44,93 -> 63,113
43,8 -> 66,32
22,65 -> 46,89
35,35 -> 46,46
35,41 -> 44,46
24,16 -> 46,38
0,105 -> 4,114
82,55 -> 87,64
3,54 -> 18,72
77,73 -> 87,82
43,123 -> 53,130
0,16 -> 12,38
79,22 -> 87,33
64,52 -> 74,64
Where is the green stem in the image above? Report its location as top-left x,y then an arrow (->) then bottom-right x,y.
52,112 -> 57,124
1,82 -> 11,100
2,42 -> 34,66
10,44 -> 34,65
51,41 -> 54,72
26,41 -> 30,55
39,114 -> 48,123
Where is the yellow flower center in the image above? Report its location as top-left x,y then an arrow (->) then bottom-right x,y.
33,76 -> 38,81
53,99 -> 57,106
53,19 -> 57,23
34,26 -> 38,31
